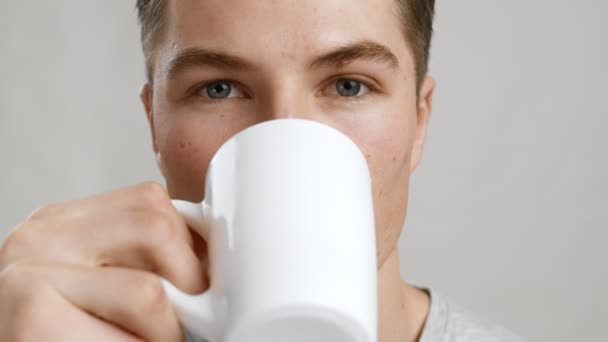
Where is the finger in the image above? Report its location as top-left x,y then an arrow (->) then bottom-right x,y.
30,287 -> 144,342
27,182 -> 174,221
2,207 -> 207,293
19,182 -> 193,251
0,264 -> 143,342
81,208 -> 207,293
17,263 -> 184,342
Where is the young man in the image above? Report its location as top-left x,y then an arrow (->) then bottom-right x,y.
0,0 -> 523,341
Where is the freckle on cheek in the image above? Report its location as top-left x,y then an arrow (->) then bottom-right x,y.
179,141 -> 194,151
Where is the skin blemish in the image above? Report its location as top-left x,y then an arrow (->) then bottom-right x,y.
281,50 -> 297,60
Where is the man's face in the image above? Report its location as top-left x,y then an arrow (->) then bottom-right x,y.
142,0 -> 434,267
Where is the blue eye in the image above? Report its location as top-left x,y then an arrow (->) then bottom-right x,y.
205,80 -> 232,99
336,79 -> 364,97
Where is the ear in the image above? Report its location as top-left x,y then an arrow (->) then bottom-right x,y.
139,83 -> 164,171
409,76 -> 435,173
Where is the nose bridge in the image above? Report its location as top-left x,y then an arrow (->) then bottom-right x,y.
262,77 -> 312,120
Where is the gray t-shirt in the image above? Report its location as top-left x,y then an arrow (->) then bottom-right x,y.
420,290 -> 525,342
185,289 -> 525,342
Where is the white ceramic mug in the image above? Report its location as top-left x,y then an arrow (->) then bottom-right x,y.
162,118 -> 377,342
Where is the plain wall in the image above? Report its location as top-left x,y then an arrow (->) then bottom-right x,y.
1,1 -> 606,341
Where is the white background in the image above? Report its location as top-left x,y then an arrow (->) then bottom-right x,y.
1,1 -> 606,341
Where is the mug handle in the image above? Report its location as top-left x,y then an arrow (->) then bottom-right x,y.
161,199 -> 224,342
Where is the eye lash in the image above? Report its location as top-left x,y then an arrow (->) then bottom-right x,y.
188,79 -> 226,96
327,76 -> 379,103
187,79 -> 247,103
335,76 -> 378,90
185,76 -> 379,104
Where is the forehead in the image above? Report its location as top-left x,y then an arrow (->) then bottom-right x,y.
160,0 -> 410,68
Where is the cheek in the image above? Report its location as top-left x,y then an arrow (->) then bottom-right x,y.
344,106 -> 416,195
156,118 -> 240,200
159,131 -> 211,199
363,121 -> 413,208
338,98 -> 417,257
365,118 -> 416,262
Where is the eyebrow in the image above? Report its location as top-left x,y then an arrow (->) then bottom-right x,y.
309,40 -> 399,70
166,40 -> 399,79
166,47 -> 258,79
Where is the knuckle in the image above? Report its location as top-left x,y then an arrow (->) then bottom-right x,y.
130,272 -> 170,313
0,262 -> 36,294
0,226 -> 35,267
27,203 -> 60,220
0,264 -> 20,295
136,210 -> 179,249
135,182 -> 171,209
